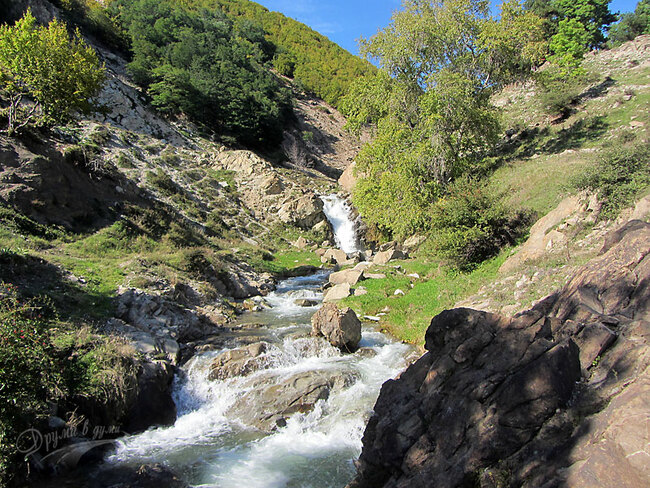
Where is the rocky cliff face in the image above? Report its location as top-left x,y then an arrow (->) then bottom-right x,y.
348,220 -> 650,488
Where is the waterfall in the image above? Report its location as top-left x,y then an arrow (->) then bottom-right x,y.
321,194 -> 359,254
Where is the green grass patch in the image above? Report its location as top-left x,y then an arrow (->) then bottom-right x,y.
248,249 -> 322,275
343,253 -> 507,344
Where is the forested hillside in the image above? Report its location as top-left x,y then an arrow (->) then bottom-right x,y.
205,0 -> 377,106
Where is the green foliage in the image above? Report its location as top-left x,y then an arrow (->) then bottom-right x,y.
0,10 -> 105,135
427,177 -> 532,271
109,0 -> 291,149
0,288 -> 62,484
545,0 -> 616,69
344,0 -> 544,239
51,0 -> 129,52
574,142 -> 650,218
608,0 -> 650,46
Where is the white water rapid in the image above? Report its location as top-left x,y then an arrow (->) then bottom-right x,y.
101,194 -> 410,487
320,194 -> 359,254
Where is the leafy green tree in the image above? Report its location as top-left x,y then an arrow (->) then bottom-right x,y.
545,0 -> 616,68
0,10 -> 105,135
342,0 -> 544,239
608,0 -> 650,46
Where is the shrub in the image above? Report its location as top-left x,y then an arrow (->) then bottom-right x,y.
0,288 -> 62,483
574,142 -> 650,219
0,10 -> 105,135
428,177 -> 532,271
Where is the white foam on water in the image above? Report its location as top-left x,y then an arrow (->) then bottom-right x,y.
106,271 -> 413,487
321,194 -> 359,254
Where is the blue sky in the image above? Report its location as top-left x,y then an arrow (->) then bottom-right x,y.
255,0 -> 641,55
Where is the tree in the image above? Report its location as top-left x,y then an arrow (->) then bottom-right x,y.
0,10 -> 105,135
546,0 -> 616,68
342,0 -> 545,239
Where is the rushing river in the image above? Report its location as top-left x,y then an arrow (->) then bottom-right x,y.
103,194 -> 412,487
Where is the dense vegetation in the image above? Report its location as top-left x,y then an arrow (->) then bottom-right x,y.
108,0 -> 292,148
205,0 -> 376,107
341,0 -> 545,267
608,0 -> 650,46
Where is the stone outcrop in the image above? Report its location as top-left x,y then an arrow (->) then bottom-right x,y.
329,268 -> 364,285
349,220 -> 650,488
311,302 -> 362,352
278,193 -> 327,230
499,194 -> 600,274
338,161 -> 358,192
227,369 -> 358,432
124,360 -> 177,434
116,289 -> 222,343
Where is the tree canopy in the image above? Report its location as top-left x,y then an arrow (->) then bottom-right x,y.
0,10 -> 105,134
342,0 -> 545,239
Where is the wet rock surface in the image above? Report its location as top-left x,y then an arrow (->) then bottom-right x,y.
349,220 -> 650,488
227,369 -> 358,432
208,342 -> 270,381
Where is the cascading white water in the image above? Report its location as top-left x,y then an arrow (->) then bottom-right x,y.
99,194 -> 410,487
321,194 -> 359,254
106,274 -> 412,487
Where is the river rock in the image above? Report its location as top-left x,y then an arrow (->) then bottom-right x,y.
329,269 -> 364,285
348,220 -> 650,488
323,283 -> 351,302
364,273 -> 386,280
311,303 -> 362,352
321,248 -> 348,265
208,342 -> 270,381
294,298 -> 319,307
227,369 -> 358,432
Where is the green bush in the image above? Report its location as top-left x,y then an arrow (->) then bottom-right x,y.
0,10 -> 105,135
0,288 -> 62,484
575,142 -> 650,219
428,177 -> 532,271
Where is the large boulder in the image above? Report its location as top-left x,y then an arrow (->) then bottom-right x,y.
227,369 -> 358,432
311,303 -> 362,352
124,360 -> 176,434
278,193 -> 327,230
321,248 -> 348,265
373,249 -> 407,265
348,220 -> 650,488
338,162 -> 358,192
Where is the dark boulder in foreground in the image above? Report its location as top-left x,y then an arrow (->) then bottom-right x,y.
348,220 -> 650,488
311,302 -> 362,352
